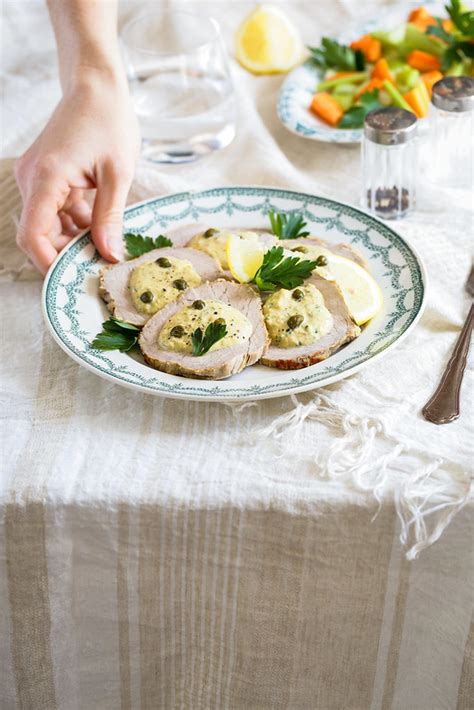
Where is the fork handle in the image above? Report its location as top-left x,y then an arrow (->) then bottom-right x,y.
422,304 -> 474,424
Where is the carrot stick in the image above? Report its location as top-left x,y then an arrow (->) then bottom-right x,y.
350,35 -> 382,63
329,71 -> 357,80
407,50 -> 441,72
309,92 -> 344,126
421,70 -> 443,97
372,58 -> 393,82
404,86 -> 429,118
354,77 -> 384,100
442,18 -> 454,33
408,7 -> 436,31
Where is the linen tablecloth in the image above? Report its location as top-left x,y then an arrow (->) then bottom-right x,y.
1,1 -> 473,708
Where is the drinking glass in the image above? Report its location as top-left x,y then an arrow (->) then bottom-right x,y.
121,10 -> 236,164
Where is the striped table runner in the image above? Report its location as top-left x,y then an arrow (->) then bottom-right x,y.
1,0 -> 473,697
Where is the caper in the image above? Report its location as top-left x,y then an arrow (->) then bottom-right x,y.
192,300 -> 205,310
203,228 -> 219,238
287,315 -> 304,330
156,257 -> 171,268
316,255 -> 328,266
173,278 -> 188,291
214,318 -> 226,327
139,290 -> 154,303
293,246 -> 308,254
292,289 -> 304,301
170,326 -> 185,338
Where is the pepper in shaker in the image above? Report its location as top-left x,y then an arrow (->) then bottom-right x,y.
362,107 -> 418,220
429,76 -> 474,190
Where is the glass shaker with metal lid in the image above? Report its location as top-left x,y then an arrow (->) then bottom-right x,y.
362,107 -> 418,220
430,76 -> 474,189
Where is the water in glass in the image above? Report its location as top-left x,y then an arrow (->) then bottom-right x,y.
121,11 -> 236,164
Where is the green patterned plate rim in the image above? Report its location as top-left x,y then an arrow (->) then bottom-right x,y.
42,186 -> 427,401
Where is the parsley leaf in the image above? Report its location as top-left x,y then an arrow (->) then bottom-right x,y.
444,38 -> 474,68
427,18 -> 453,44
339,89 -> 382,129
252,246 -> 319,292
268,210 -> 310,240
428,14 -> 474,70
308,38 -> 365,71
124,233 -> 172,258
91,317 -> 140,352
446,0 -> 474,37
191,320 -> 228,356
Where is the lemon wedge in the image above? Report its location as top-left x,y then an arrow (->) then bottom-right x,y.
323,253 -> 383,325
226,234 -> 264,283
235,4 -> 305,75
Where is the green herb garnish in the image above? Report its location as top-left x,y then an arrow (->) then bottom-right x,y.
308,38 -> 365,72
428,4 -> 474,71
91,317 -> 140,352
446,0 -> 474,37
124,233 -> 172,258
269,210 -> 310,240
252,246 -> 319,292
191,320 -> 228,356
339,89 -> 382,129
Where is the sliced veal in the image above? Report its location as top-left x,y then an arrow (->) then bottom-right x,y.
260,274 -> 360,370
99,247 -> 222,326
165,223 -> 209,247
139,280 -> 269,379
284,236 -> 369,270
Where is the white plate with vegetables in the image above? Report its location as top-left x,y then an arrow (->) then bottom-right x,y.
42,186 -> 426,401
277,0 -> 473,143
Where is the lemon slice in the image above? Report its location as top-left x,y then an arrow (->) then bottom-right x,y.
235,4 -> 305,75
323,253 -> 383,325
226,234 -> 264,283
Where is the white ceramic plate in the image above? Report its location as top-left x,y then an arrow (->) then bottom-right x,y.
42,186 -> 426,401
277,59 -> 364,144
277,0 -> 436,143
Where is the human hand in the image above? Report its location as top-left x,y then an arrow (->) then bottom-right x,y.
14,70 -> 140,274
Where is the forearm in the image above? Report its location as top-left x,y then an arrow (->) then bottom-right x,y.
14,0 -> 140,273
47,0 -> 125,91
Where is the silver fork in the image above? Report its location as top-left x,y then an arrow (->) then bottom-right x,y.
422,266 -> 474,424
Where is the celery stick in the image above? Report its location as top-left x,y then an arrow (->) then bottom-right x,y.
463,60 -> 474,77
446,62 -> 464,76
387,58 -> 405,71
393,66 -> 420,94
317,72 -> 367,91
371,24 -> 406,47
378,88 -> 393,106
331,82 -> 358,95
398,25 -> 444,58
332,93 -> 354,111
417,78 -> 430,107
382,79 -> 415,112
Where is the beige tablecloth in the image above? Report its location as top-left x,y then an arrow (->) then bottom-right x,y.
1,1 -> 473,709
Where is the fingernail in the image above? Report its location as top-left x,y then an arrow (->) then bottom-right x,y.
107,233 -> 124,261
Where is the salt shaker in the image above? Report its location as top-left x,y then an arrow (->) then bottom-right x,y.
362,107 -> 417,220
430,76 -> 474,189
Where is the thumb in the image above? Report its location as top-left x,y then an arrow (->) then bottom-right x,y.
91,161 -> 133,262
